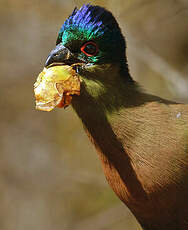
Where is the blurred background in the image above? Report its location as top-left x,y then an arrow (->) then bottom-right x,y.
0,0 -> 188,229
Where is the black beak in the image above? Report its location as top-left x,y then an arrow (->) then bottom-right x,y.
45,44 -> 74,67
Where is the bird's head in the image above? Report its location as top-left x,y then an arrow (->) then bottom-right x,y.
45,4 -> 133,102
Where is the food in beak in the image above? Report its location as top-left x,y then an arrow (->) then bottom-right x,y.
34,65 -> 81,111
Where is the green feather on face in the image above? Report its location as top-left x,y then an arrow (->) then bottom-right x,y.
61,28 -> 101,63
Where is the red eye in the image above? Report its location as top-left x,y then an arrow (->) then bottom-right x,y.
81,41 -> 98,57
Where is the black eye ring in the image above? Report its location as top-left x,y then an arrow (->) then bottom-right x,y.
81,41 -> 98,57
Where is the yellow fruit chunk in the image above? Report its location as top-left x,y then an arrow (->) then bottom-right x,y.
34,65 -> 80,111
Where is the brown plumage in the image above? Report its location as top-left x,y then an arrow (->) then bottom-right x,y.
71,79 -> 188,230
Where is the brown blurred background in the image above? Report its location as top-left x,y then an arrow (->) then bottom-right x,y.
0,0 -> 188,229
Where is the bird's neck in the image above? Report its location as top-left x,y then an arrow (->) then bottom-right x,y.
71,64 -> 171,227
72,65 -> 145,185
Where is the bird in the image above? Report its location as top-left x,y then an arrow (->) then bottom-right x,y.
45,4 -> 188,230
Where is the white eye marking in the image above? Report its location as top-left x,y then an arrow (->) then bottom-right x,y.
176,112 -> 181,119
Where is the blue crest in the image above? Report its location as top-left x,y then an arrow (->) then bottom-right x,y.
58,4 -> 121,38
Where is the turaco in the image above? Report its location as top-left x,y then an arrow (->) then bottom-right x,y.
45,4 -> 188,230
